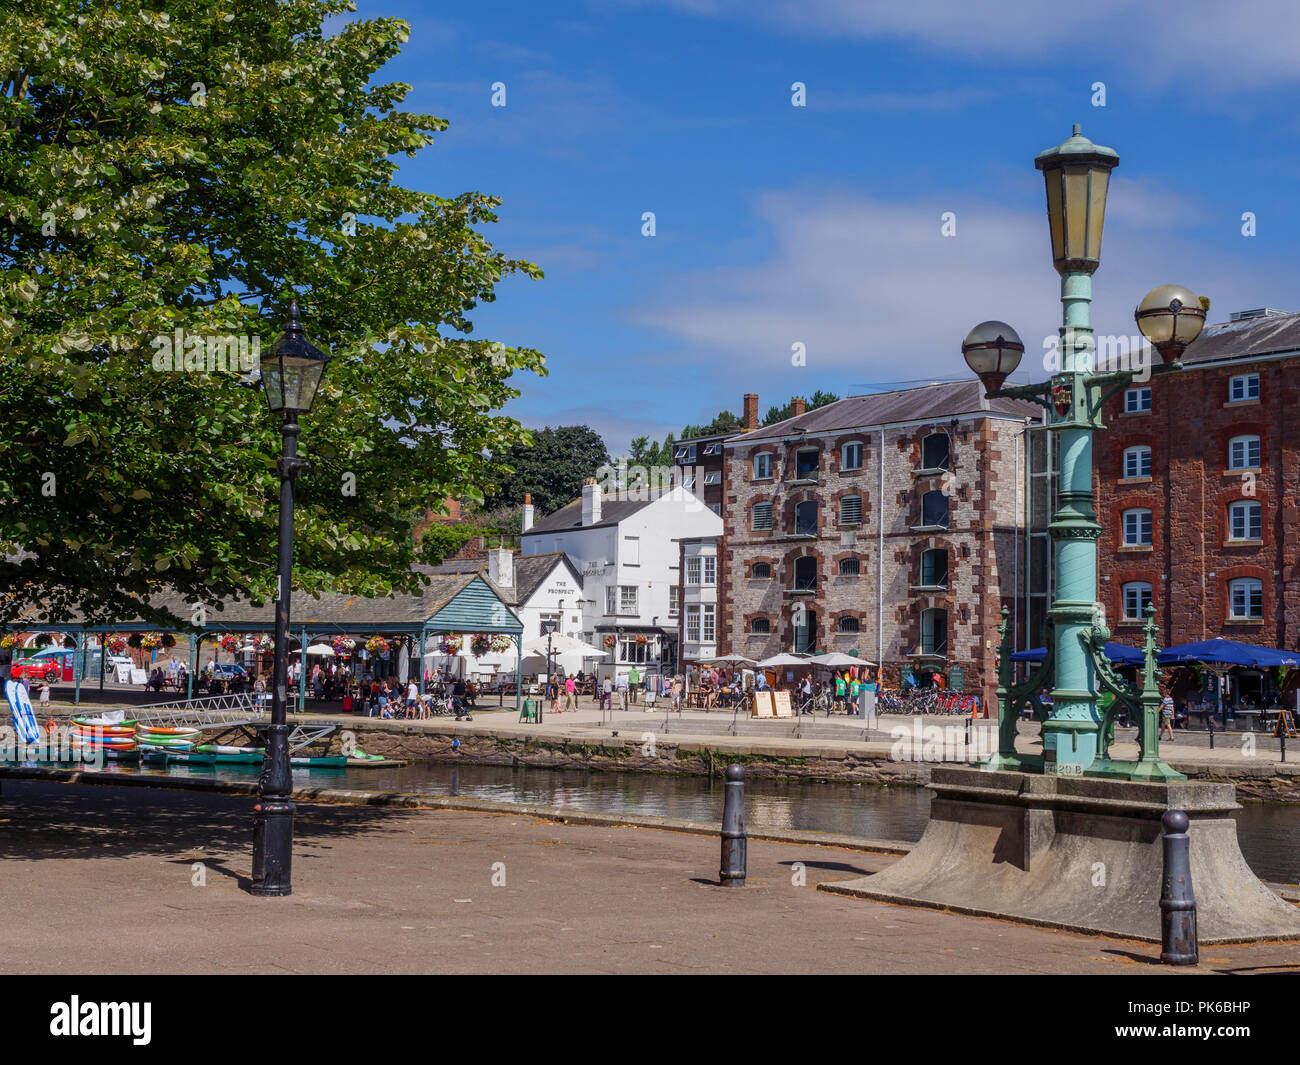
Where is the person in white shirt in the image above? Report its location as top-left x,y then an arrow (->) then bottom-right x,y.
407,680 -> 419,716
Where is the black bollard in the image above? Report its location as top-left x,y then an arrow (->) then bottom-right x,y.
719,764 -> 747,887
1159,809 -> 1198,965
1206,714 -> 1214,749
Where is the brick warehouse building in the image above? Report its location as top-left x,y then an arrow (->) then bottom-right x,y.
720,381 -> 1040,697
1095,307 -> 1300,661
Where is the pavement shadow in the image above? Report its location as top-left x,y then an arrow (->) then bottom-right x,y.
0,780 -> 418,864
777,858 -> 869,875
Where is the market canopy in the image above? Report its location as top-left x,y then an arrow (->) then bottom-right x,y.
705,653 -> 758,667
757,653 -> 813,668
1157,638 -> 1300,669
1011,642 -> 1144,666
811,652 -> 876,668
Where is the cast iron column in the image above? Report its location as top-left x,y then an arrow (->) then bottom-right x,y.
251,418 -> 300,896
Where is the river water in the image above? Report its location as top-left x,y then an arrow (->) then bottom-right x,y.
92,759 -> 1300,886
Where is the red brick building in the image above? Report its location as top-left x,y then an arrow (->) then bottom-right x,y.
720,381 -> 1040,695
1094,308 -> 1300,652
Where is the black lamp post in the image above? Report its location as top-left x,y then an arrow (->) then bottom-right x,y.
251,300 -> 331,896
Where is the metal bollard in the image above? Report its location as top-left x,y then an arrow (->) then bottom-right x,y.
719,764 -> 747,887
1159,809 -> 1198,966
1280,725 -> 1287,763
1206,715 -> 1214,749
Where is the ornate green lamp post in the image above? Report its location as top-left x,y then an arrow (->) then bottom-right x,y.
963,125 -> 1206,781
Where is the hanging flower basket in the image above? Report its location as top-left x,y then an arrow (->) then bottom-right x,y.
218,634 -> 240,653
470,633 -> 491,656
365,637 -> 388,655
491,634 -> 511,653
603,635 -> 617,650
332,636 -> 356,657
0,634 -> 17,649
634,634 -> 648,646
140,633 -> 162,650
253,634 -> 274,654
105,635 -> 126,655
439,635 -> 462,656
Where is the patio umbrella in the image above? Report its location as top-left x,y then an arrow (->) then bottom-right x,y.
756,653 -> 813,669
811,651 -> 877,668
1157,638 -> 1281,668
1011,642 -> 1144,667
522,634 -> 605,657
705,653 -> 758,667
305,643 -> 336,656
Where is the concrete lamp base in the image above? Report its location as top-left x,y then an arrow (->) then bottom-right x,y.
821,767 -> 1300,944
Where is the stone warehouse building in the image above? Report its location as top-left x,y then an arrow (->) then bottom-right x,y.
1095,307 -> 1300,661
720,381 -> 1040,696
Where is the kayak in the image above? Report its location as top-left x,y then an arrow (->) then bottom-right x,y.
196,745 -> 264,765
350,748 -> 385,761
72,715 -> 137,728
136,726 -> 200,738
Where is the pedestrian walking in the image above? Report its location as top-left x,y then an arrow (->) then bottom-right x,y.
628,665 -> 640,705
1160,693 -> 1175,741
564,674 -> 576,711
601,674 -> 613,712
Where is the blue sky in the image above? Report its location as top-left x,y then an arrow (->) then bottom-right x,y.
355,0 -> 1300,453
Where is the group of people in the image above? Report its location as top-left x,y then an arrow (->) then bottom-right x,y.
357,672 -> 479,719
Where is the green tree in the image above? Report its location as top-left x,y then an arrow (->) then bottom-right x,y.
762,390 -> 840,426
490,425 -> 609,515
0,0 -> 545,628
680,409 -> 740,439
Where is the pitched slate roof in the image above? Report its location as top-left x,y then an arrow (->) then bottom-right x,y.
11,572 -> 522,633
727,380 -> 1039,443
1179,310 -> 1300,367
524,492 -> 662,535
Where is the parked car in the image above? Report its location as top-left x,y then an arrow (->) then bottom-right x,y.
210,663 -> 250,682
10,648 -> 72,683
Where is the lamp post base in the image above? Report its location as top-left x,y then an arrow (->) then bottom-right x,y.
250,799 -> 295,897
1087,756 -> 1186,783
981,752 -> 1043,773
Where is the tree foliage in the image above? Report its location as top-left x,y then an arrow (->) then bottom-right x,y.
488,425 -> 609,516
0,0 -> 545,627
763,390 -> 840,426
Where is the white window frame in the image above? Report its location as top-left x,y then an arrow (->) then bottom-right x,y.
1229,500 -> 1262,541
685,604 -> 701,643
1228,435 -> 1261,470
702,604 -> 716,643
1122,445 -> 1151,479
702,442 -> 721,457
1125,387 -> 1152,413
703,470 -> 721,485
623,535 -> 640,566
753,453 -> 773,480
1123,508 -> 1153,546
668,585 -> 680,617
702,555 -> 716,585
685,557 -> 701,585
841,441 -> 863,471
619,585 -> 638,615
1229,578 -> 1263,620
1122,581 -> 1152,621
605,586 -> 617,615
675,444 -> 696,464
1229,373 -> 1260,402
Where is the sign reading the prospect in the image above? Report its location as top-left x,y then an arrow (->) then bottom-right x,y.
773,691 -> 793,718
752,691 -> 774,718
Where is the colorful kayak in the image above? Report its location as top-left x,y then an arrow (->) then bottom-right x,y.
136,726 -> 200,738
289,755 -> 349,768
197,745 -> 264,765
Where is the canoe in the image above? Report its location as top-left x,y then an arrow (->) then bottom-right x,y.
289,755 -> 349,769
136,726 -> 200,738
139,748 -> 215,766
197,744 -> 259,755
209,752 -> 263,765
72,716 -> 137,728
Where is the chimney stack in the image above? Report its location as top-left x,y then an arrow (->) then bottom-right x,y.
742,393 -> 759,431
521,492 -> 535,533
581,477 -> 602,526
791,396 -> 806,416
487,546 -> 513,588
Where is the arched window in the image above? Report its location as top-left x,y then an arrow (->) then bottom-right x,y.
1228,435 -> 1261,470
1122,581 -> 1152,620
794,500 -> 818,536
921,491 -> 949,528
792,556 -> 817,591
750,617 -> 770,634
1122,445 -> 1152,479
1228,578 -> 1263,620
839,558 -> 860,577
1229,501 -> 1262,541
751,562 -> 771,579
920,548 -> 948,588
838,616 -> 860,634
921,433 -> 950,470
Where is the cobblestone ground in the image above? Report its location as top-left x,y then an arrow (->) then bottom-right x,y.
1,780 -> 1297,975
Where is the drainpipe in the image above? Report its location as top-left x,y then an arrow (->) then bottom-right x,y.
878,428 -> 885,673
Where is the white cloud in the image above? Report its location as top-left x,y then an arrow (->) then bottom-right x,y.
635,0 -> 1300,92
630,178 -> 1286,394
